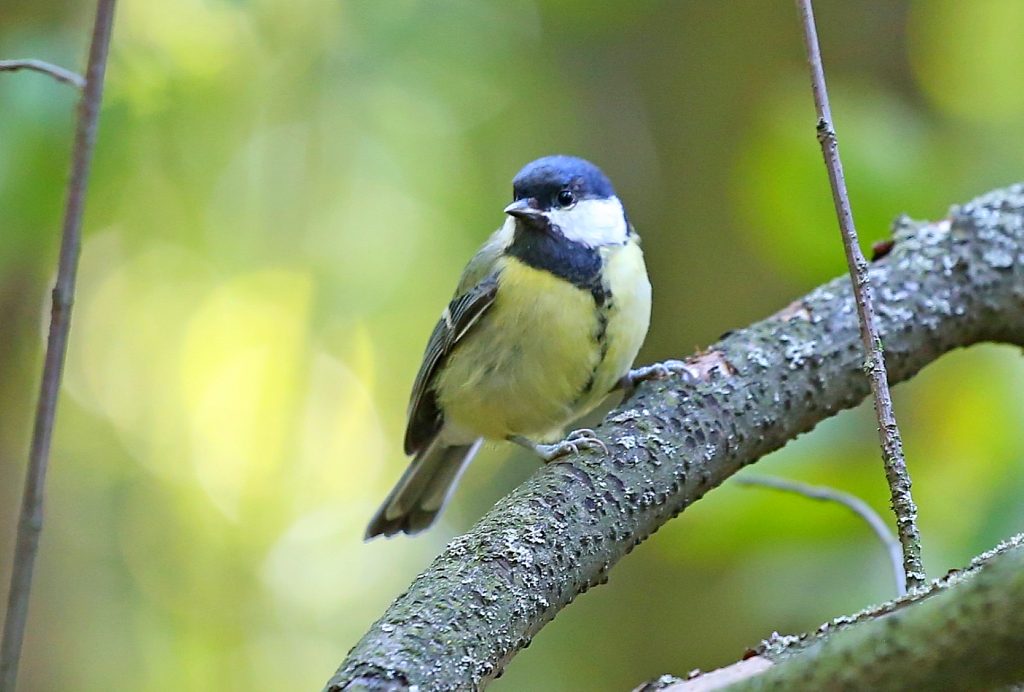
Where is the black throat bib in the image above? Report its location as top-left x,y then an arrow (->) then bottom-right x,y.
507,224 -> 609,306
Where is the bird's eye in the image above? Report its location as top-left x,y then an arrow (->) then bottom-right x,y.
556,189 -> 576,208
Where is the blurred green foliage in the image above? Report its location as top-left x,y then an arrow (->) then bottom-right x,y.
2,1 -> 1023,690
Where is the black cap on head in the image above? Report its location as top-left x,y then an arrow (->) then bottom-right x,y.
511,155 -> 615,210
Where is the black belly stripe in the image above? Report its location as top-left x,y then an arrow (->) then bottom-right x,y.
506,225 -> 609,306
575,299 -> 613,403
507,221 -> 621,404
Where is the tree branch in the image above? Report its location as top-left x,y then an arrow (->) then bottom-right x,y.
740,533 -> 1024,690
735,475 -> 905,597
0,59 -> 85,89
0,2 -> 117,690
796,0 -> 924,591
328,182 -> 1024,691
640,534 -> 1024,691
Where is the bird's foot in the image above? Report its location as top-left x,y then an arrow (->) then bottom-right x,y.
509,429 -> 609,463
618,359 -> 697,395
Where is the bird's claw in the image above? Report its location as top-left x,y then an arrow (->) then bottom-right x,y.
539,428 -> 609,462
619,359 -> 697,393
510,429 -> 609,462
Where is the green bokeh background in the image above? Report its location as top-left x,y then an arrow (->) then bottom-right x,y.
2,1 -> 1024,690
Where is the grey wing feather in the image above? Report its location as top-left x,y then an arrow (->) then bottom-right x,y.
403,224 -> 510,455
454,222 -> 511,293
403,273 -> 499,455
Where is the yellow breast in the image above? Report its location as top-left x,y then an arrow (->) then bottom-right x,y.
578,239 -> 652,413
436,240 -> 651,442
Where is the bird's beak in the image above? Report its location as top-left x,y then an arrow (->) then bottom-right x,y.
504,198 -> 546,225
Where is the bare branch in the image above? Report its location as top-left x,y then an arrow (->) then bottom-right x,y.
642,534 -> 1024,691
327,183 -> 1024,691
795,0 -> 925,591
0,2 -> 118,690
0,59 -> 85,89
637,657 -> 774,692
736,475 -> 906,596
738,534 -> 1024,689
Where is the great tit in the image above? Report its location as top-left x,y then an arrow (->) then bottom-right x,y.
365,155 -> 652,539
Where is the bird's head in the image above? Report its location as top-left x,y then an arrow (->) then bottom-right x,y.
504,155 -> 629,247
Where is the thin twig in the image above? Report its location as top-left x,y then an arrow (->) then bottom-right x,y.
737,475 -> 906,596
0,59 -> 85,89
0,2 -> 117,690
794,0 -> 924,591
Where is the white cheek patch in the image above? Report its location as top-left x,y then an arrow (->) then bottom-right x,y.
545,197 -> 628,247
498,215 -> 518,246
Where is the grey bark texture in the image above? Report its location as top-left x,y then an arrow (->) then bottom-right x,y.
328,182 -> 1024,692
738,534 -> 1024,691
643,534 -> 1024,691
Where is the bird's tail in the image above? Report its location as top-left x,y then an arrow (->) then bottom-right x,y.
364,437 -> 483,539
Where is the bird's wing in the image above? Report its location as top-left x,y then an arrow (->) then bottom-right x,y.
403,224 -> 511,454
455,221 -> 512,293
403,272 -> 500,455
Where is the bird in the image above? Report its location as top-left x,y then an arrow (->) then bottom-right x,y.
365,155 -> 658,539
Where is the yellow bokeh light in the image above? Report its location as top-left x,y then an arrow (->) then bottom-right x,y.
109,0 -> 252,112
294,346 -> 388,508
909,0 -> 1024,124
181,269 -> 312,517
65,236 -> 213,481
